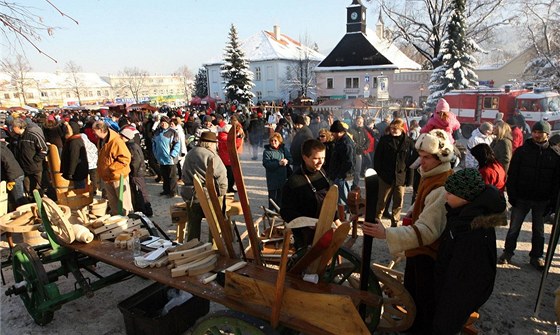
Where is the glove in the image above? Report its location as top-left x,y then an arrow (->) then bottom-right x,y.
6,181 -> 15,191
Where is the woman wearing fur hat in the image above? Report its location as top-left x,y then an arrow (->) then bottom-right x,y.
420,98 -> 460,144
433,169 -> 506,334
363,128 -> 455,334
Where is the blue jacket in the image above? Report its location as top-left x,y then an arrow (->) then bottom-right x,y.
263,143 -> 293,190
152,127 -> 180,165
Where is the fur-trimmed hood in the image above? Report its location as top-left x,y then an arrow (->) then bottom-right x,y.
446,185 -> 507,231
470,211 -> 508,230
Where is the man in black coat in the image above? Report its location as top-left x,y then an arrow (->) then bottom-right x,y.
499,121 -> 560,270
289,114 -> 313,169
120,128 -> 152,217
0,130 -> 26,209
11,118 -> 48,197
328,120 -> 354,207
374,118 -> 415,226
61,121 -> 89,189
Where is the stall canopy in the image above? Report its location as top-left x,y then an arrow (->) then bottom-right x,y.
201,95 -> 220,110
127,103 -> 157,112
190,96 -> 202,105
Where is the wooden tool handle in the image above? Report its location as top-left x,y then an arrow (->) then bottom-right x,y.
271,229 -> 292,328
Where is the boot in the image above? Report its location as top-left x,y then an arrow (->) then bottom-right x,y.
144,202 -> 153,217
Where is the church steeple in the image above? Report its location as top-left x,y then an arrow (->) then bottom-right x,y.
376,10 -> 385,39
346,0 -> 366,34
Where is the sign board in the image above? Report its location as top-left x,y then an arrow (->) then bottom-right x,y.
363,84 -> 370,98
377,76 -> 389,101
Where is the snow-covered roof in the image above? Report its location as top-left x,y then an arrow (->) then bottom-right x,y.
0,72 -> 110,89
317,28 -> 420,70
205,27 -> 325,65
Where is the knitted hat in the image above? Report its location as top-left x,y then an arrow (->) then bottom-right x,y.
445,168 -> 486,202
414,129 -> 455,163
532,121 -> 551,134
436,98 -> 450,114
330,120 -> 346,133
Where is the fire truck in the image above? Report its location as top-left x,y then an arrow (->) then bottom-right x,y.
443,87 -> 560,138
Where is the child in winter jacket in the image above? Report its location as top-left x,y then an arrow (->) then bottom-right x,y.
433,168 -> 506,334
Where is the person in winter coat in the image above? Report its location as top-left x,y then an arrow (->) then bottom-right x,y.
373,118 -> 415,227
80,132 -> 99,195
0,131 -> 26,210
348,116 -> 371,189
328,120 -> 355,207
275,117 -> 293,150
499,121 -> 560,270
120,128 -> 152,217
470,143 -> 506,193
363,128 -> 455,334
290,114 -> 314,168
433,169 -> 507,334
217,118 -> 244,193
465,122 -> 494,168
42,118 -> 65,155
506,117 -> 523,153
318,128 -> 335,173
171,118 -> 188,180
263,132 -> 293,209
420,98 -> 460,144
490,120 -> 513,172
152,116 -> 181,197
247,113 -> 266,160
92,121 -> 133,215
11,118 -> 48,197
180,132 -> 227,242
61,121 -> 89,190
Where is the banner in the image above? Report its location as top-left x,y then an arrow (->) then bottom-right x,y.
377,76 -> 389,101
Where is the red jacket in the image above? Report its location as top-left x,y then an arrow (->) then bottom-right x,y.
479,161 -> 506,193
511,127 -> 523,153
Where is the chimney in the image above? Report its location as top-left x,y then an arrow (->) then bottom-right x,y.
273,25 -> 280,40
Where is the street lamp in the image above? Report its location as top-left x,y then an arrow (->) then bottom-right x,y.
419,84 -> 425,108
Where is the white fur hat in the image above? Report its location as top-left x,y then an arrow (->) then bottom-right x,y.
415,129 -> 455,163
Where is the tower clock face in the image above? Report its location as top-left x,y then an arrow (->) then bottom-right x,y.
351,11 -> 358,21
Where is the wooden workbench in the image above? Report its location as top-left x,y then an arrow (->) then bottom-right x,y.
66,240 -> 380,335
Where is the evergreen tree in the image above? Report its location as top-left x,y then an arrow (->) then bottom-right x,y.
221,24 -> 255,105
425,0 -> 479,112
194,67 -> 208,97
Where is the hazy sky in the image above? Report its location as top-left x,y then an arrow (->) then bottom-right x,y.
1,0 -> 373,76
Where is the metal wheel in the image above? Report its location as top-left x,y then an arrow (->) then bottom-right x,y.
11,243 -> 54,325
191,310 -> 284,335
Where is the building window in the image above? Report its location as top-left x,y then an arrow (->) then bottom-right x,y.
154,90 -> 157,95
25,92 -> 34,99
104,90 -> 109,96
4,93 -> 10,99
41,92 -> 48,97
255,67 -> 261,81
327,78 -> 334,89
345,77 -> 359,89
266,66 -> 273,80
66,92 -> 71,98
483,97 -> 499,109
256,91 -> 262,101
97,90 -> 101,97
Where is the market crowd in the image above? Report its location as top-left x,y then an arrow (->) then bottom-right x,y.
1,97 -> 559,334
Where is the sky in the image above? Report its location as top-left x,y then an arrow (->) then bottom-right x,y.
1,0 -> 373,76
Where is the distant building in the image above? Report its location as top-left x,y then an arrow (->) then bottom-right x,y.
205,25 -> 325,104
314,0 -> 426,109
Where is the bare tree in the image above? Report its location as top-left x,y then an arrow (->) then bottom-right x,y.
175,65 -> 194,101
0,1 -> 78,62
64,61 -> 85,105
283,35 -> 319,100
521,0 -> 560,87
1,54 -> 32,105
118,67 -> 149,103
367,0 -> 515,69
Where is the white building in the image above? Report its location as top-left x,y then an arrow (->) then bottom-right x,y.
205,25 -> 325,104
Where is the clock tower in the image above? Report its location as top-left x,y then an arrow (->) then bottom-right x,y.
346,0 -> 366,33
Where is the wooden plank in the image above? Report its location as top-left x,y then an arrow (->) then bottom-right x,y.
167,242 -> 212,261
171,254 -> 219,278
227,120 -> 262,266
192,175 -> 228,257
205,158 -> 236,258
173,249 -> 217,267
308,185 -> 338,273
225,271 -> 370,335
271,229 -> 291,328
288,228 -> 333,275
316,222 -> 351,277
92,216 -> 130,234
99,222 -> 141,240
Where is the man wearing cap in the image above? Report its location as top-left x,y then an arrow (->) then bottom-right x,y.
499,120 -> 560,270
180,131 -> 227,241
92,121 -> 133,215
152,116 -> 181,198
289,114 -> 313,168
328,120 -> 355,207
433,168 -> 506,334
363,129 -> 455,334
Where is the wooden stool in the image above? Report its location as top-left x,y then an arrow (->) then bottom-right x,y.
170,202 -> 188,243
